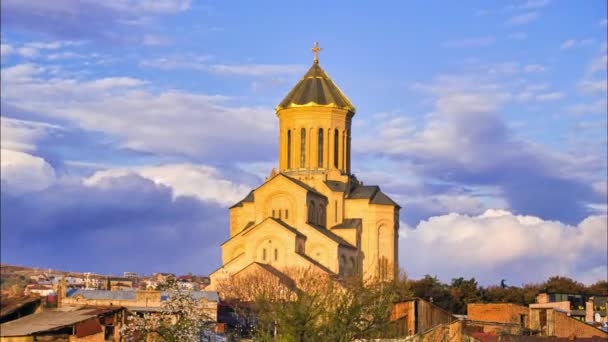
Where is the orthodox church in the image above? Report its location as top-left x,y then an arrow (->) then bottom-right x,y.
209,43 -> 400,287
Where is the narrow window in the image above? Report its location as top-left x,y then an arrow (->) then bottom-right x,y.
287,130 -> 292,169
300,128 -> 306,168
279,210 -> 282,220
334,200 -> 338,223
272,209 -> 275,218
274,248 -> 278,261
318,128 -> 324,167
263,248 -> 267,261
285,209 -> 289,219
346,130 -> 351,172
342,130 -> 346,169
334,129 -> 339,168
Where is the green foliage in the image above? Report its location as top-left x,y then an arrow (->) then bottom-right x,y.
541,276 -> 586,294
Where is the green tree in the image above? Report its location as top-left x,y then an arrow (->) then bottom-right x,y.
410,275 -> 453,311
449,277 -> 481,314
541,276 -> 585,294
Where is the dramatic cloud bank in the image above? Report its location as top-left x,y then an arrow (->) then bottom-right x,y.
400,210 -> 608,285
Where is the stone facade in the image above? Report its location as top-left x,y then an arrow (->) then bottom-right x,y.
210,55 -> 400,289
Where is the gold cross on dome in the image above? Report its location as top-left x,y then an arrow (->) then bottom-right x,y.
311,42 -> 322,64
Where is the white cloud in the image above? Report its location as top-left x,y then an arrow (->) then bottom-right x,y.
1,63 -> 276,158
588,54 -> 607,74
1,43 -> 14,57
16,47 -> 39,58
0,149 -> 56,194
400,210 -> 608,284
535,92 -> 563,101
519,0 -> 550,9
209,64 -> 306,77
442,36 -> 496,48
0,117 -> 63,152
561,40 -> 576,49
578,79 -> 608,94
506,12 -> 539,25
524,64 -> 546,73
139,56 -> 213,70
142,34 -> 171,46
600,19 -> 608,27
568,99 -> 608,115
507,32 -> 528,40
85,163 -> 252,206
561,39 -> 595,49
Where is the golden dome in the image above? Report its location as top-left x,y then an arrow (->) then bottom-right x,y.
276,62 -> 356,113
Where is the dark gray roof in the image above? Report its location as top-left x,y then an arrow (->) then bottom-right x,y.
347,185 -> 400,208
331,218 -> 362,229
229,190 -> 254,209
221,217 -> 305,246
282,174 -> 326,198
371,190 -> 400,207
68,289 -> 136,300
324,180 -> 348,192
348,185 -> 380,199
306,222 -> 356,249
230,174 -> 326,209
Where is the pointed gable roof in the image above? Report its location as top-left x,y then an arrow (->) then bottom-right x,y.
276,63 -> 355,113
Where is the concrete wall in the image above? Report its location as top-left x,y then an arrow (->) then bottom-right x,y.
467,303 -> 529,327
553,310 -> 608,339
390,299 -> 455,337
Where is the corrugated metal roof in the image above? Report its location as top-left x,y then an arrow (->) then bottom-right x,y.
0,307 -> 119,337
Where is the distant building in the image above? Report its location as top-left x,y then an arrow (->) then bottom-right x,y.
106,277 -> 133,291
123,272 -> 138,279
152,272 -> 175,283
466,301 -> 608,339
531,292 -> 607,323
61,289 -> 218,322
23,284 -> 54,297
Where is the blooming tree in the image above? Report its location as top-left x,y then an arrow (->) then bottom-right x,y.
122,281 -> 215,342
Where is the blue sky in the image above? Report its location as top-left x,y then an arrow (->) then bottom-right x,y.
1,0 -> 606,285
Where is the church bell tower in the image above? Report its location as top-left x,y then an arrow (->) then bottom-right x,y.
276,42 -> 355,176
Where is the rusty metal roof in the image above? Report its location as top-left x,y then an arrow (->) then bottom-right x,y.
0,306 -> 120,337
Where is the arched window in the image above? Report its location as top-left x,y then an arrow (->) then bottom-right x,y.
287,130 -> 292,169
272,210 -> 275,218
274,248 -> 278,261
262,248 -> 267,261
334,129 -> 339,168
285,209 -> 289,219
318,128 -> 324,167
300,128 -> 306,168
278,210 -> 282,220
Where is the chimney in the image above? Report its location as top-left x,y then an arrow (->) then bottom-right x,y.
57,277 -> 67,308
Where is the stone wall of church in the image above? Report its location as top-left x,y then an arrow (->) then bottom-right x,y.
278,107 -> 353,175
